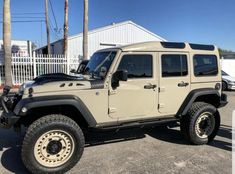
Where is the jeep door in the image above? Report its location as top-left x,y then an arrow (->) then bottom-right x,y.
108,52 -> 158,120
158,52 -> 190,114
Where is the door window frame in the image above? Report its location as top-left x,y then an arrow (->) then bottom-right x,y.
159,52 -> 190,79
112,52 -> 156,81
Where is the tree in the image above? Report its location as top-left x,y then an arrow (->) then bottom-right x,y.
3,0 -> 13,87
83,0 -> 88,60
63,0 -> 69,57
218,48 -> 233,55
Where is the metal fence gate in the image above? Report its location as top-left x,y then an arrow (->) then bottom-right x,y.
0,54 -> 81,86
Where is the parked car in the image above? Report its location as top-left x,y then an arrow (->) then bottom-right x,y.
222,70 -> 235,90
0,42 -> 227,174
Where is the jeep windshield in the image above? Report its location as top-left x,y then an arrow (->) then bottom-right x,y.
84,51 -> 116,79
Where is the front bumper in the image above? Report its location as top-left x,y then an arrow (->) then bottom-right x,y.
0,111 -> 20,129
0,86 -> 20,129
228,83 -> 235,90
219,93 -> 228,108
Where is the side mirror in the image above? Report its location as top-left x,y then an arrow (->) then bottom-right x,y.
112,70 -> 128,88
77,64 -> 86,74
70,69 -> 76,74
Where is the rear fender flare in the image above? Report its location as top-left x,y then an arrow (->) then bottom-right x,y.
177,88 -> 220,117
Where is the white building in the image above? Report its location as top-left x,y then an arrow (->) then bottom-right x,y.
0,40 -> 34,62
36,21 -> 166,58
221,59 -> 235,77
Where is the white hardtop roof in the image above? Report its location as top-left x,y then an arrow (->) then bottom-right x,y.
97,41 -> 218,52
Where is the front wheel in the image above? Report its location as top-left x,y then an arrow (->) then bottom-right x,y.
180,102 -> 220,145
21,114 -> 85,174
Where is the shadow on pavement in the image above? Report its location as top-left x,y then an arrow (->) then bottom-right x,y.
0,129 -> 28,174
0,125 -> 231,173
85,128 -> 146,147
217,125 -> 232,139
146,127 -> 189,145
147,125 -> 232,152
86,125 -> 232,152
1,146 -> 29,174
210,125 -> 232,151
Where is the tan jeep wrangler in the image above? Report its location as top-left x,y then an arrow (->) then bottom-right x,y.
0,42 -> 228,174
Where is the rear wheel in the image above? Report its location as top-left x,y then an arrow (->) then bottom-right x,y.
180,102 -> 220,145
222,81 -> 228,91
22,114 -> 85,174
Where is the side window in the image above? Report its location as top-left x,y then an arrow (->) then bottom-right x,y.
161,55 -> 188,77
117,55 -> 153,78
193,55 -> 218,76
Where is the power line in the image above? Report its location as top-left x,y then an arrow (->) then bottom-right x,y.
49,22 -> 59,40
11,12 -> 43,15
11,17 -> 44,19
0,12 -> 44,16
0,20 -> 45,23
49,15 -> 62,40
49,16 -> 57,34
48,16 -> 58,39
40,20 -> 43,48
12,12 -> 44,14
48,0 -> 58,31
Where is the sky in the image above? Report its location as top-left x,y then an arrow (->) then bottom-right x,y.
0,0 -> 234,51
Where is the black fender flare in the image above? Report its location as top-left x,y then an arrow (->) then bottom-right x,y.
13,95 -> 97,127
176,88 -> 220,117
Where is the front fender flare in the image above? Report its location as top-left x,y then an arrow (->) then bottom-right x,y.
14,95 -> 97,127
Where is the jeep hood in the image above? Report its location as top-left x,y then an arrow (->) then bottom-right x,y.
33,73 -> 84,85
21,73 -> 104,94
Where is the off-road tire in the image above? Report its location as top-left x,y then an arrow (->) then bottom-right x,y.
21,114 -> 85,174
180,102 -> 220,145
222,81 -> 228,91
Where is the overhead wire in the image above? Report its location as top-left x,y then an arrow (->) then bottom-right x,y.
49,16 -> 59,40
48,0 -> 59,31
0,9 -> 62,45
11,17 -> 45,19
0,20 -> 45,23
0,12 -> 44,16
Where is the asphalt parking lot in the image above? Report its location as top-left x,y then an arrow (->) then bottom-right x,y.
0,92 -> 233,174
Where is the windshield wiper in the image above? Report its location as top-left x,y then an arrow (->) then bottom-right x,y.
94,52 -> 113,72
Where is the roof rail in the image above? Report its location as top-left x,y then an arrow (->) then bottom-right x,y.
189,43 -> 215,51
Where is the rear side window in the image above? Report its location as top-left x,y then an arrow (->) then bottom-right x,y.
193,55 -> 218,76
117,55 -> 153,78
161,55 -> 188,77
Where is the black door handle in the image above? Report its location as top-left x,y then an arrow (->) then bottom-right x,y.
144,84 -> 157,89
178,82 -> 189,87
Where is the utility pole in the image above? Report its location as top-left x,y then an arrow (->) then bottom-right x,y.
63,0 -> 68,57
83,0 -> 88,60
3,0 -> 13,87
45,0 -> 51,54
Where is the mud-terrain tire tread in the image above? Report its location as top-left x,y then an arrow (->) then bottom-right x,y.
21,114 -> 85,174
